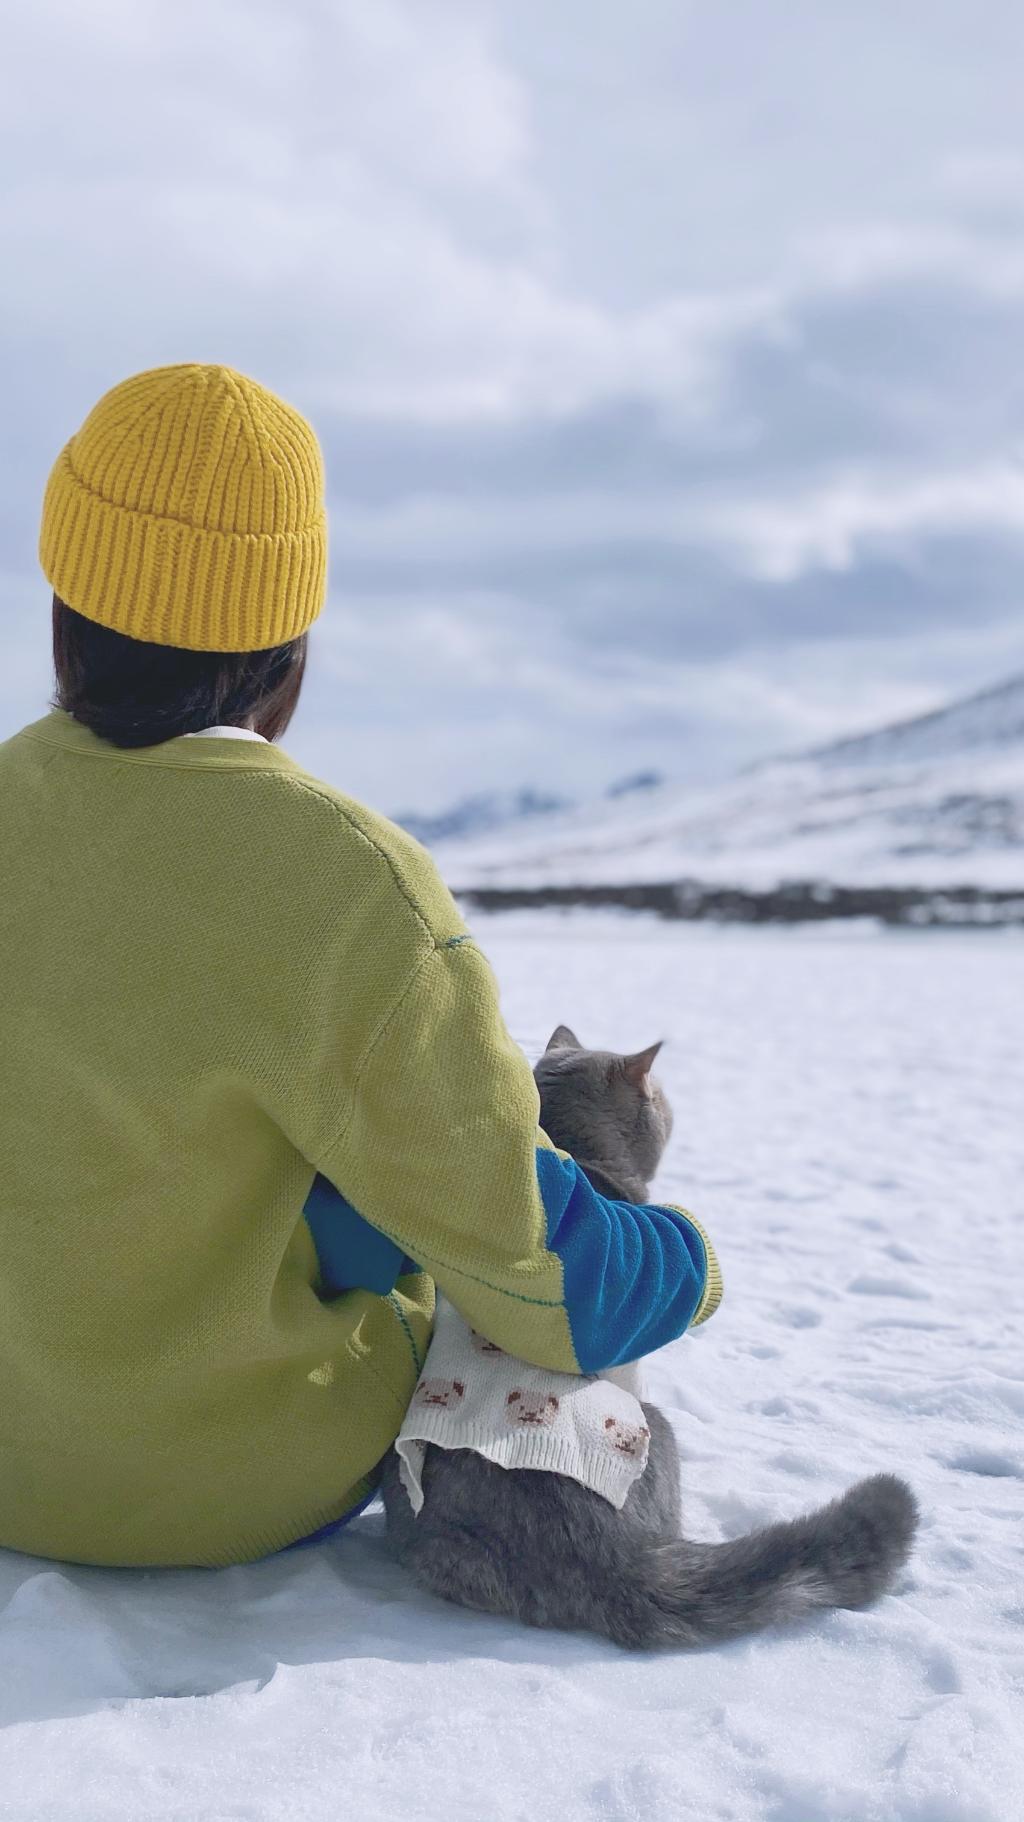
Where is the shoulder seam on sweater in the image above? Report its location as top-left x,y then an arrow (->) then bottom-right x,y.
325,940 -> 468,1159
275,774 -> 443,945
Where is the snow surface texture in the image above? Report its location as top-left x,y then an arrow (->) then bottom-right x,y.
431,676 -> 1024,894
2,919 -> 1022,1822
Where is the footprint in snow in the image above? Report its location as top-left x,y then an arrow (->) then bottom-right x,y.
883,1241 -> 921,1264
935,1544 -> 974,1570
847,1273 -> 931,1300
769,1449 -> 822,1476
921,1643 -> 962,1696
945,1448 -> 1023,1480
755,1394 -> 821,1420
775,1306 -> 822,1329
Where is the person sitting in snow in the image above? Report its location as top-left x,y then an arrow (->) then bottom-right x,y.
0,364 -> 720,1568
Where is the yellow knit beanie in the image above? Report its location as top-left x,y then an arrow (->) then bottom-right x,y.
39,364 -> 327,652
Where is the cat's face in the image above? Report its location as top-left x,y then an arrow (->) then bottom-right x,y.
532,1024 -> 673,1187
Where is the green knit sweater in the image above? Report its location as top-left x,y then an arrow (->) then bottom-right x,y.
0,711 -> 721,1567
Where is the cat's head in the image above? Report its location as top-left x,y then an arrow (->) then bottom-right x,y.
532,1024 -> 673,1191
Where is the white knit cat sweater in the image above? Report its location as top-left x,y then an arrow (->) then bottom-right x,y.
395,1295 -> 651,1513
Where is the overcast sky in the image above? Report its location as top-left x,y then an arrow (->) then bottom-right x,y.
2,1 -> 1023,812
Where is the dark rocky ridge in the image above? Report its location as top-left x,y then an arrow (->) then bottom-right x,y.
456,879 -> 1024,928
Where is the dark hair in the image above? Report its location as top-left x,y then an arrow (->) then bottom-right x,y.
51,596 -> 307,748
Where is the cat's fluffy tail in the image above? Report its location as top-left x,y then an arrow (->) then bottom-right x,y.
620,1473 -> 918,1649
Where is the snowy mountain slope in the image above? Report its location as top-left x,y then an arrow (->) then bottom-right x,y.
394,786 -> 573,847
432,675 -> 1024,897
393,771 -> 667,848
2,922 -> 1021,1821
808,672 -> 1024,770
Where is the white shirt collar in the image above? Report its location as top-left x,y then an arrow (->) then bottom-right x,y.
182,725 -> 269,744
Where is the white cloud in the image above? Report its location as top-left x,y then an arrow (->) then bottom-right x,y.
3,0 -> 1024,809
711,463 -> 1024,582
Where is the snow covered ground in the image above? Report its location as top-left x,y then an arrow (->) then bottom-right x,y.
2,916 -> 1022,1822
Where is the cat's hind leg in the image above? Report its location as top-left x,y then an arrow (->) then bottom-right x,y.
379,1398 -> 685,1636
379,1445 -> 521,1620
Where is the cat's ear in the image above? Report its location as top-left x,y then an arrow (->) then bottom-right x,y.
545,1024 -> 581,1052
621,1040 -> 663,1095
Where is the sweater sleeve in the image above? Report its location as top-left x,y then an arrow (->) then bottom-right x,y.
313,933 -> 722,1374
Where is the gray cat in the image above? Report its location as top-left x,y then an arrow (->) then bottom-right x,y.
379,1025 -> 918,1648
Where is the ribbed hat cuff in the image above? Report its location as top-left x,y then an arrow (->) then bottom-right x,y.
39,445 -> 327,653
